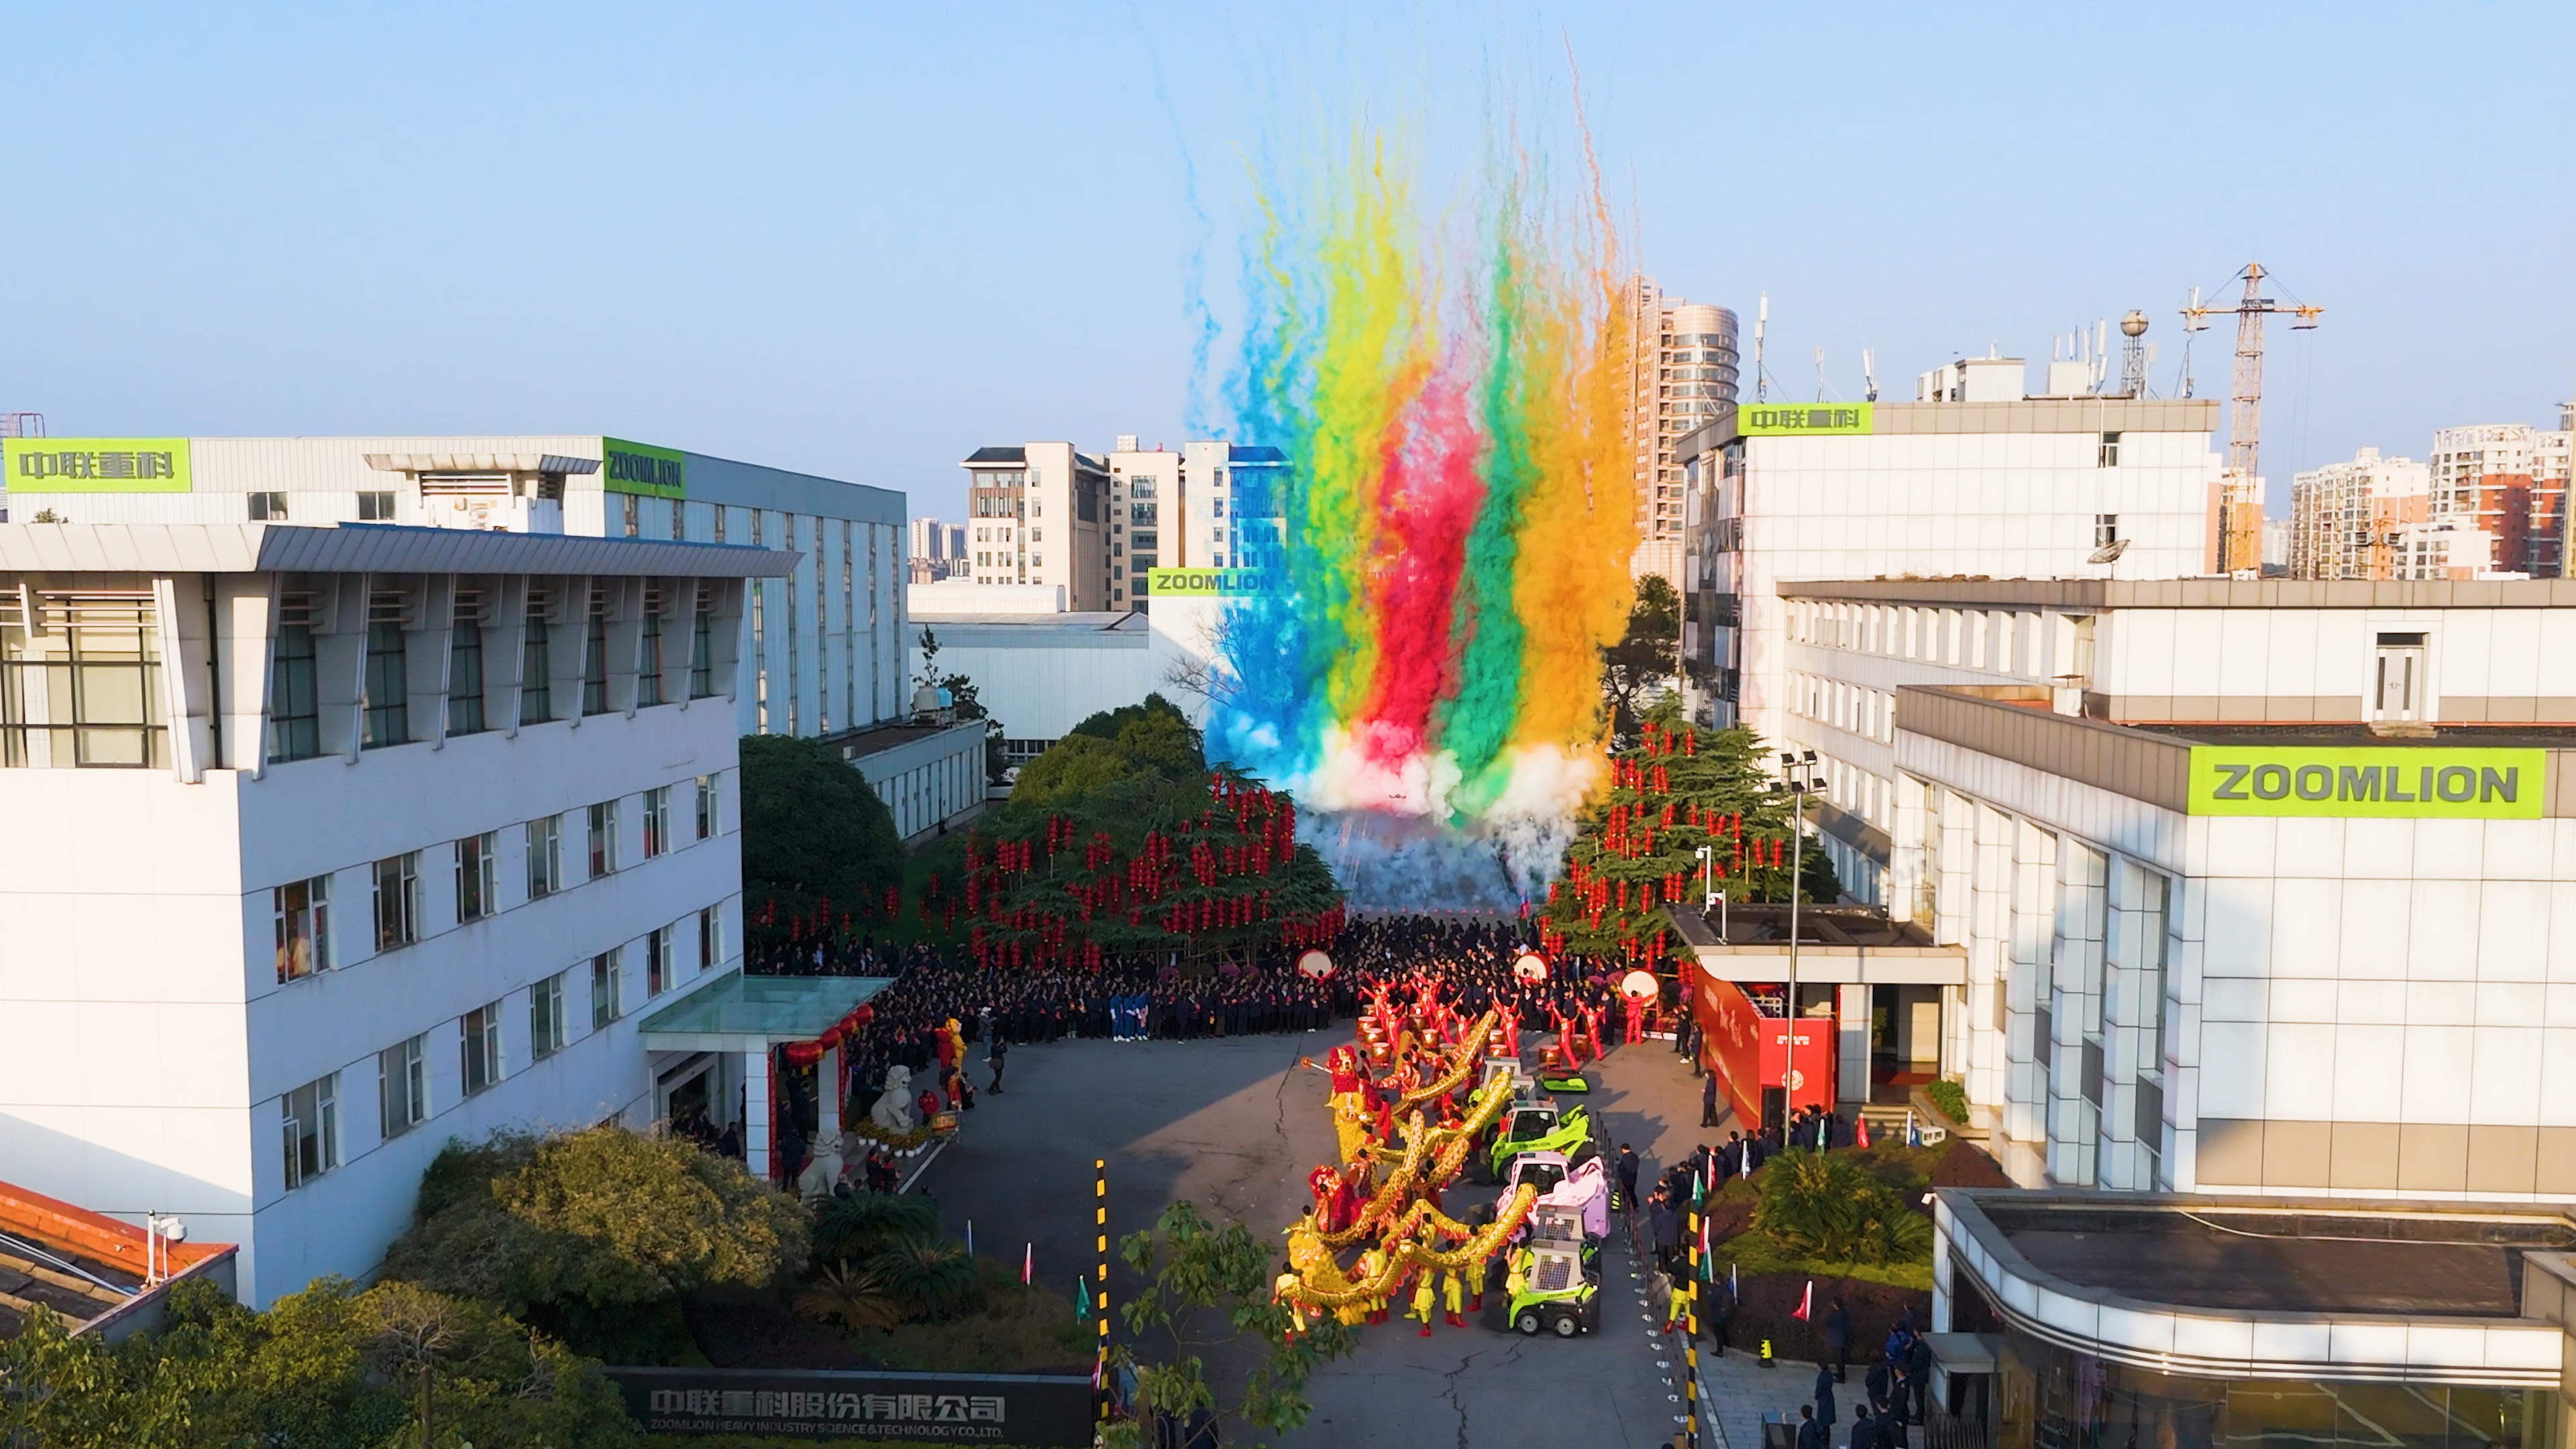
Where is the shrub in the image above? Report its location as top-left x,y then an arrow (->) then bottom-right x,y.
811,1191 -> 942,1270
795,1262 -> 906,1334
1923,1078 -> 1970,1124
1750,1150 -> 1933,1268
869,1235 -> 979,1320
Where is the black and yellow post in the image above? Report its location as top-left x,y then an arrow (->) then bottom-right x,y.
1684,1205 -> 1701,1449
1095,1157 -> 1110,1425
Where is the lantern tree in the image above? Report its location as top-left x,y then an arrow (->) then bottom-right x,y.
1535,698 -> 1839,964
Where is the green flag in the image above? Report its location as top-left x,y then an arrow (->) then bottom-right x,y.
1076,1275 -> 1092,1322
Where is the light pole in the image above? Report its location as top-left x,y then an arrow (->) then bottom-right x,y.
1773,751 -> 1824,1134
1696,844 -> 1724,941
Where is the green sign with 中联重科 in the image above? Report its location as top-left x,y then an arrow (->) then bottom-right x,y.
602,438 -> 686,500
3,438 -> 192,493
2186,745 -> 2545,819
1738,402 -> 1872,437
1146,566 -> 1279,597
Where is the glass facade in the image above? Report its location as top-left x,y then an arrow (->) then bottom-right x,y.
1976,1324 -> 2557,1449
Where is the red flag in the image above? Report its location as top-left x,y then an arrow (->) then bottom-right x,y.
1022,1243 -> 1032,1285
1792,1281 -> 1813,1321
1856,1115 -> 1872,1148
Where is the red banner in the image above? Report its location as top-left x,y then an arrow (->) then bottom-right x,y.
1691,970 -> 1836,1125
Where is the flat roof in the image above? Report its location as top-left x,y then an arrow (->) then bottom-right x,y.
2131,722 -> 2576,749
820,718 -> 981,761
0,1179 -> 232,1340
0,523 -> 802,578
636,970 -> 893,1053
1782,575 -> 2576,610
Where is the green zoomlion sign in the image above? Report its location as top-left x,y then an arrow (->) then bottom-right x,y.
602,438 -> 686,499
1146,567 -> 1278,597
4,438 -> 192,492
1739,403 -> 1872,436
2187,746 -> 2545,819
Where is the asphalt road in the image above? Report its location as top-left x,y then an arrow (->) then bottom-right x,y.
920,1025 -> 1746,1448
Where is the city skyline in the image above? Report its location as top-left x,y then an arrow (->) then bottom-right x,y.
4,3 -> 2571,534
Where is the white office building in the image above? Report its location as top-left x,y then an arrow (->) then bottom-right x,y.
1684,574 -> 2576,1204
0,521 -> 804,1305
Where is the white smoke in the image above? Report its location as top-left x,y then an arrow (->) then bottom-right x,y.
1293,742 -> 1600,913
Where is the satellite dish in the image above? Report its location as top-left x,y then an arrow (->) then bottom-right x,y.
1619,969 -> 1660,1000
1296,949 -> 1334,979
2086,539 -> 2131,566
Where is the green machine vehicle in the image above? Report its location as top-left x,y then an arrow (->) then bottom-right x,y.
1481,1205 -> 1601,1338
1481,1102 -> 1593,1182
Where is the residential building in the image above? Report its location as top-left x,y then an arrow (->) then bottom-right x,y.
1623,280 -> 1739,590
906,518 -> 967,581
1103,440 -> 1173,610
957,443 -> 1110,611
2429,422 -> 2575,579
0,521 -> 795,1305
1684,574 -> 2576,1207
1099,439 -> 1287,609
2288,446 -> 2431,580
2259,516 -> 2288,572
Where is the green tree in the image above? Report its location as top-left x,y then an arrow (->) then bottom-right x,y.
1109,1200 -> 1356,1449
917,627 -> 1008,784
382,1126 -> 810,1362
1601,575 -> 1681,749
1751,1150 -> 1933,1268
739,731 -> 905,929
1537,697 -> 1835,962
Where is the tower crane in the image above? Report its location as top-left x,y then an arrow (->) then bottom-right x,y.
2183,263 -> 2322,576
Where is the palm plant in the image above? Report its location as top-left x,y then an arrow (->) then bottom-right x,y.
810,1191 -> 941,1269
794,1261 -> 904,1333
871,1234 -> 979,1320
1752,1149 -> 1931,1267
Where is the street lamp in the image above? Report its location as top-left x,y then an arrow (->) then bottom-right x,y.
1770,751 -> 1825,1131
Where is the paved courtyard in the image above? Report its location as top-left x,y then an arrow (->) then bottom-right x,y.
920,1024 -> 1829,1448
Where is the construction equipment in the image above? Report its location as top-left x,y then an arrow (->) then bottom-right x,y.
2184,264 -> 2322,575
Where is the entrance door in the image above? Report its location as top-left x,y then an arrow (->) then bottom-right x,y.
2375,633 -> 2426,721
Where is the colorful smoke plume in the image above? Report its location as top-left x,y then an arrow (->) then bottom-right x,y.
1197,131 -> 1642,906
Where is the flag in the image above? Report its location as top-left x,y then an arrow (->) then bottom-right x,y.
1076,1276 -> 1092,1322
965,1220 -> 973,1256
1856,1114 -> 1871,1148
1792,1281 -> 1813,1321
1730,1263 -> 1739,1298
1907,1110 -> 1919,1148
1022,1244 -> 1032,1285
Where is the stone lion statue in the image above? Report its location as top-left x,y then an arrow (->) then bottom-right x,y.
869,1065 -> 918,1134
796,1128 -> 846,1201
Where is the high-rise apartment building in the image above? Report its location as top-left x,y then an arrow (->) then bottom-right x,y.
957,443 -> 1110,610
2428,422 -> 2573,578
2286,446 -> 2430,580
1624,279 -> 1739,590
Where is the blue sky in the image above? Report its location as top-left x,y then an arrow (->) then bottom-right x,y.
5,2 -> 2571,524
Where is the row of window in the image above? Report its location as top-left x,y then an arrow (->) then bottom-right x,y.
272,776 -> 720,983
246,491 -> 399,522
268,599 -> 718,765
1787,598 -> 2094,683
1788,672 -> 1896,748
280,907 -> 724,1191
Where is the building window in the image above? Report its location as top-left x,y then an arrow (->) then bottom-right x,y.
642,786 -> 671,859
526,815 -> 561,899
455,831 -> 496,922
2,593 -> 169,769
647,926 -> 673,997
698,905 -> 723,971
281,1073 -> 338,1189
637,610 -> 665,707
530,971 -> 567,1061
690,606 -> 714,699
447,621 -> 486,735
273,874 -> 333,983
621,493 -> 639,537
695,773 -> 718,839
588,799 -> 620,878
591,951 -> 623,1028
378,1035 -> 425,1138
267,623 -> 320,763
361,622 -> 409,748
372,851 -> 420,951
2098,431 -> 2122,468
357,490 -> 396,521
460,1002 -> 502,1095
248,492 -> 289,521
519,610 -> 552,725
2094,515 -> 2119,547
581,614 -> 608,716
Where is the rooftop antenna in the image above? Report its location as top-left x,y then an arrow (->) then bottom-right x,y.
2091,319 -> 2110,392
1862,349 -> 1878,402
2180,286 -> 2206,398
1813,345 -> 1830,402
1754,294 -> 1770,403
2120,311 -> 2151,398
